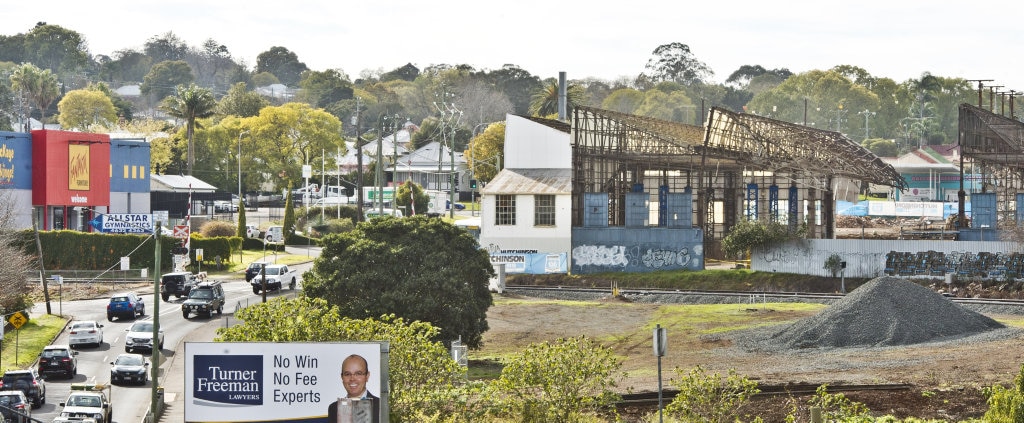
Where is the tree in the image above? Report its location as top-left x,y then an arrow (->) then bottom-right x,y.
476,64 -> 542,115
282,183 -> 296,242
217,82 -> 269,117
394,180 -> 429,216
529,79 -> 584,117
983,363 -> 1024,423
634,89 -> 696,123
601,88 -> 645,114
380,63 -> 419,82
0,190 -> 34,315
57,88 -> 117,130
486,336 -> 622,422
141,60 -> 195,102
302,215 -> 494,348
23,23 -> 90,74
644,42 -> 714,85
144,32 -> 189,62
160,83 -> 217,175
862,138 -> 898,157
236,202 -> 247,238
10,63 -> 60,125
243,103 -> 343,191
297,69 -> 353,110
214,297 -> 465,422
97,49 -> 153,84
255,46 -> 308,86
465,122 -> 505,183
664,366 -> 760,423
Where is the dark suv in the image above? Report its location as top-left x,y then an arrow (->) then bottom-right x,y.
244,262 -> 269,282
161,272 -> 196,301
181,281 -> 225,318
38,345 -> 78,379
0,369 -> 46,408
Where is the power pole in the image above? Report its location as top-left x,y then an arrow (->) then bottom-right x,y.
353,98 -> 363,222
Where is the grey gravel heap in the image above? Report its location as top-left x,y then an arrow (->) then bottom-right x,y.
741,276 -> 1004,350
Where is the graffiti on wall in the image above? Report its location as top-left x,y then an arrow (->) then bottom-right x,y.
884,250 -> 1024,279
572,244 -> 703,272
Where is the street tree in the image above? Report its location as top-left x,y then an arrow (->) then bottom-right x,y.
475,64 -> 542,115
297,69 -> 353,110
465,122 -> 505,183
141,60 -> 194,103
455,79 -> 513,130
255,46 -> 308,86
217,82 -> 269,117
97,49 -> 153,84
601,88 -> 645,114
393,180 -> 429,216
160,83 -> 217,175
644,42 -> 714,86
57,88 -> 117,130
634,89 -> 696,123
303,215 -> 494,348
529,79 -> 584,117
23,23 -> 90,75
214,297 -> 465,422
243,102 -> 344,192
144,32 -> 189,62
10,62 -> 60,125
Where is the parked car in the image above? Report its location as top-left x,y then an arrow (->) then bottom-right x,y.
245,224 -> 261,238
109,353 -> 149,386
250,264 -> 297,294
446,200 -> 466,210
124,320 -> 164,353
160,272 -> 197,301
58,389 -> 111,423
265,225 -> 284,243
181,281 -> 225,318
67,321 -> 104,348
213,200 -> 237,213
0,370 -> 45,408
245,261 -> 270,282
106,292 -> 145,321
0,390 -> 31,423
38,345 -> 78,379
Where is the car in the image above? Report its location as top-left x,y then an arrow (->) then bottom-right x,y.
0,369 -> 45,408
38,345 -> 78,379
265,225 -> 284,243
250,264 -> 297,294
245,261 -> 270,282
446,200 -> 466,211
58,389 -> 111,423
0,390 -> 31,423
109,353 -> 149,386
160,271 -> 197,301
124,320 -> 164,353
181,281 -> 225,318
213,199 -> 238,213
106,292 -> 145,321
67,321 -> 104,348
245,224 -> 261,238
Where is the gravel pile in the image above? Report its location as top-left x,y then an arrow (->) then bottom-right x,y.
735,276 -> 1006,351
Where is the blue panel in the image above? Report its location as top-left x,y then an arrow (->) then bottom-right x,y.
625,192 -> 648,227
666,192 -> 692,228
0,131 -> 32,190
658,185 -> 668,227
489,253 -> 568,274
571,227 -> 704,273
746,183 -> 758,221
769,184 -> 779,220
110,139 -> 151,193
1017,194 -> 1024,223
583,192 -> 608,228
632,183 -> 644,192
788,185 -> 799,229
971,192 -> 997,229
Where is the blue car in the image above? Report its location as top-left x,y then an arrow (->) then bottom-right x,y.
446,200 -> 466,211
107,292 -> 145,321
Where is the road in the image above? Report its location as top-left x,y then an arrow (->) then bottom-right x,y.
28,257 -> 315,423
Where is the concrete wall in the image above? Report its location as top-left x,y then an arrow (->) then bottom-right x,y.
571,227 -> 704,274
479,192 -> 572,258
503,114 -> 570,169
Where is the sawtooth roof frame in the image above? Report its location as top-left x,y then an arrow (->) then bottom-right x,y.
571,106 -> 906,190
959,102 -> 1024,167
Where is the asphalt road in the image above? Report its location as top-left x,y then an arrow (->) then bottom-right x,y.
27,258 -> 315,423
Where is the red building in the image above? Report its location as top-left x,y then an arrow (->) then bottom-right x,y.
31,130 -> 111,230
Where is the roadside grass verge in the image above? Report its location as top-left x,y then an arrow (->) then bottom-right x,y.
1,313 -> 69,372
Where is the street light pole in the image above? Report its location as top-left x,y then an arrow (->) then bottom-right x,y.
238,130 -> 249,208
858,110 -> 876,140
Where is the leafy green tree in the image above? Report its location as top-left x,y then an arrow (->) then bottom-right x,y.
214,297 -> 465,422
862,138 -> 898,157
144,32 -> 190,62
486,336 -> 622,422
86,82 -> 134,121
394,180 -> 429,216
141,60 -> 195,102
983,363 -> 1024,423
475,64 -> 541,115
251,71 -> 280,88
601,88 -> 645,114
236,202 -> 247,238
0,62 -> 17,131
720,219 -> 804,260
644,42 -> 714,86
297,69 -> 353,110
217,82 -> 269,117
57,88 -> 117,130
303,215 -> 493,348
160,83 -> 217,175
243,102 -> 344,192
283,184 -> 296,242
255,46 -> 308,86
529,79 -> 584,117
634,89 -> 695,123
465,122 -> 504,183
664,366 -> 760,423
10,62 -> 60,125
23,23 -> 90,74
0,33 -> 27,64
380,63 -> 420,82
97,49 -> 153,84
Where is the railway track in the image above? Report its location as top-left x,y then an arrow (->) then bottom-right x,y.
618,382 -> 915,406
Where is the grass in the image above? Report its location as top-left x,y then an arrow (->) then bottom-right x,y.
1,313 -> 68,373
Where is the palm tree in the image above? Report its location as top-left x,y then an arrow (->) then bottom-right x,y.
10,63 -> 60,129
529,80 -> 585,117
160,83 -> 217,175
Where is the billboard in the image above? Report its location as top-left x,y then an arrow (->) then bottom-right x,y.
185,342 -> 389,423
88,213 -> 154,234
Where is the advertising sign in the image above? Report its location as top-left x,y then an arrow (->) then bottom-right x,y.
185,342 -> 388,423
88,213 -> 154,234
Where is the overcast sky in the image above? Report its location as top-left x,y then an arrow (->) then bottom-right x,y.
8,1 -> 1024,96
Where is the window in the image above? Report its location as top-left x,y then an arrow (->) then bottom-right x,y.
534,195 -> 556,226
496,195 -> 516,225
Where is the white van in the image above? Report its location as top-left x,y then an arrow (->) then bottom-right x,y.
265,225 -> 284,243
364,208 -> 404,220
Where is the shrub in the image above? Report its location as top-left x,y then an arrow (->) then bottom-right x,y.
200,220 -> 236,237
664,365 -> 760,423
983,363 -> 1024,422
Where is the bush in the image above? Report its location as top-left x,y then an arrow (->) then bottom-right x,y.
720,219 -> 805,259
664,365 -> 760,423
200,220 -> 237,237
983,363 -> 1024,422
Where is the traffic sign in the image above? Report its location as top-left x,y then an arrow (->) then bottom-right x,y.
8,311 -> 26,329
173,225 -> 190,239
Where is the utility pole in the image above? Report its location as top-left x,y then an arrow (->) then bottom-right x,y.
858,109 -> 875,140
353,98 -> 363,222
966,79 -> 994,108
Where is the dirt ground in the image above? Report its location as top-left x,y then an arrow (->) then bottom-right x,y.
480,293 -> 1024,422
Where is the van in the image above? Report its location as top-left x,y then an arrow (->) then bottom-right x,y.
364,208 -> 404,220
265,225 -> 284,243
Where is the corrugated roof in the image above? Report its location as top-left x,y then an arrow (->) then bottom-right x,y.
480,168 -> 571,194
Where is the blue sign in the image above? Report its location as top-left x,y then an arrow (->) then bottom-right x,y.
89,214 -> 154,234
193,354 -> 264,406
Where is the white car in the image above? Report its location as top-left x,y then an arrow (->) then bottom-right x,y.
58,390 -> 111,423
250,264 -> 297,294
68,321 -> 104,348
245,224 -> 261,238
124,320 -> 164,353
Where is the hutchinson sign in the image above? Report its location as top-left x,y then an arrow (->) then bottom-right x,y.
185,342 -> 388,423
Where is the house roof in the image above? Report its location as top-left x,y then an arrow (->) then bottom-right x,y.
480,168 -> 571,194
512,114 -> 570,133
150,174 -> 218,192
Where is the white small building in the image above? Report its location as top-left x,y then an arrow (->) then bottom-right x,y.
478,114 -> 571,274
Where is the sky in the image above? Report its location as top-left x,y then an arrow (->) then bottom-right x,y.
8,1 -> 1024,95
